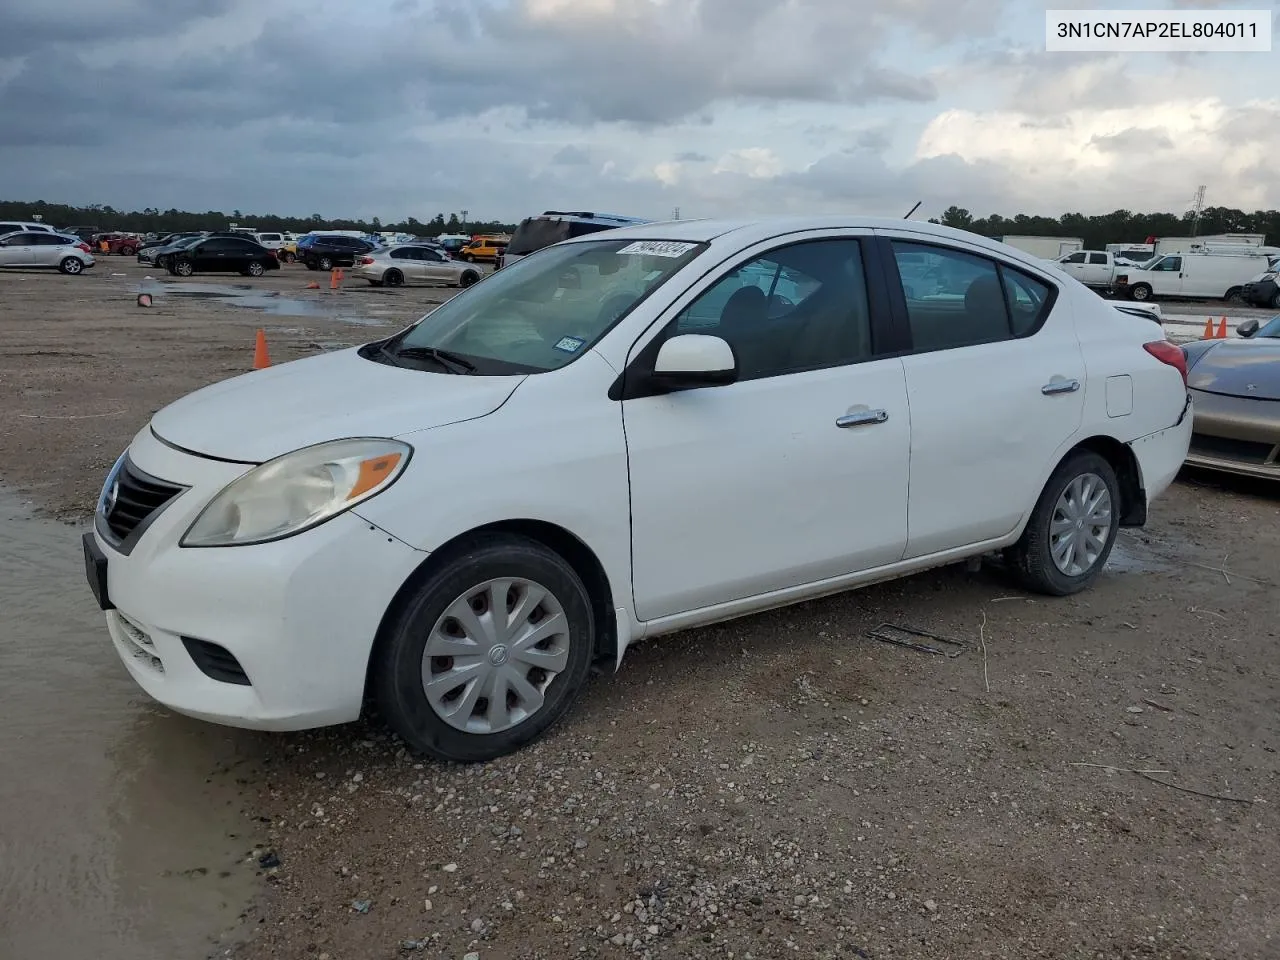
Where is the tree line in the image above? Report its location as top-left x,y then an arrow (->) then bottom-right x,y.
0,200 -> 518,237
930,205 -> 1277,248
4,198 -> 1278,247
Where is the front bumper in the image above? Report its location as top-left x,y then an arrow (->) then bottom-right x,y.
1242,279 -> 1278,307
1185,388 -> 1280,480
87,426 -> 428,730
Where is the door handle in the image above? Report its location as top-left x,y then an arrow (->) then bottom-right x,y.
836,409 -> 888,428
1041,379 -> 1080,395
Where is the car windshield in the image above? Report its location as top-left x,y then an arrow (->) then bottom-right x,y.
387,238 -> 705,374
1257,316 -> 1280,338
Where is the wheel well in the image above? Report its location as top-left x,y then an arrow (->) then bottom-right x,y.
362,520 -> 619,704
1072,435 -> 1145,526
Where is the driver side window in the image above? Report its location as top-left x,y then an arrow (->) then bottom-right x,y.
669,239 -> 873,381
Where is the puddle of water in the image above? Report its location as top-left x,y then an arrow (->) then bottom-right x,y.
1107,532 -> 1175,574
133,280 -> 382,326
0,487 -> 263,959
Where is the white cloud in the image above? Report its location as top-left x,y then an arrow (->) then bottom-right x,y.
712,148 -> 785,179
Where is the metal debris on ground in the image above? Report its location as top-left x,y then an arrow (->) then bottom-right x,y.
865,622 -> 967,658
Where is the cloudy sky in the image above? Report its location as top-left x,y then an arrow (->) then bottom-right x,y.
2,0 -> 1277,223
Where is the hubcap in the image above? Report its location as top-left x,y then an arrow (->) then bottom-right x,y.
1049,472 -> 1113,577
421,578 -> 570,734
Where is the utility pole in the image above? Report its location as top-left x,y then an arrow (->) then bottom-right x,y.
1189,185 -> 1206,237
460,209 -> 469,232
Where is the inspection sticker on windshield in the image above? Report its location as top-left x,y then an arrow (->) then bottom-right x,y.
553,336 -> 585,353
617,240 -> 696,258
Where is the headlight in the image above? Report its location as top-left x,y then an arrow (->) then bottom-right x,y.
180,438 -> 412,547
98,451 -> 128,516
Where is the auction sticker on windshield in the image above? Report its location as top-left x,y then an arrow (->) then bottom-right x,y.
553,336 -> 586,353
617,241 -> 697,258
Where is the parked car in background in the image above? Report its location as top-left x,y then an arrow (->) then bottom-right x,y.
150,234 -> 207,270
168,236 -> 281,277
1053,250 -> 1124,289
1114,251 -> 1272,302
0,230 -> 96,274
1180,314 -> 1280,479
297,234 -> 375,270
500,211 -> 650,269
457,235 -> 509,263
95,233 -> 144,256
1240,259 -> 1280,309
0,220 -> 57,236
254,232 -> 287,256
83,216 -> 1192,763
137,232 -> 205,263
435,234 -> 473,257
353,244 -> 483,288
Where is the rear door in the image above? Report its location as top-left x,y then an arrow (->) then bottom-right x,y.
1085,252 -> 1111,285
29,233 -> 68,267
875,231 -> 1087,558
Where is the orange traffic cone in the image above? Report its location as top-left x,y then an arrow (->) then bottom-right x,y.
253,329 -> 271,369
1203,317 -> 1214,339
329,267 -> 342,290
1216,316 -> 1228,338
306,281 -> 320,289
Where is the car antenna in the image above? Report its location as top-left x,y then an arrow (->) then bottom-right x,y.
903,201 -> 922,219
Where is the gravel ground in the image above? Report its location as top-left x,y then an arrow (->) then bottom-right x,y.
2,260 -> 1277,960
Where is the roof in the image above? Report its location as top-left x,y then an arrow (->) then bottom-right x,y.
559,215 -> 1043,262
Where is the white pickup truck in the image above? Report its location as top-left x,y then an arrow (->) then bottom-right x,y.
1049,249 -> 1140,289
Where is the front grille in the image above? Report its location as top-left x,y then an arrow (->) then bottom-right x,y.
1189,432 -> 1277,465
182,637 -> 251,685
104,458 -> 183,542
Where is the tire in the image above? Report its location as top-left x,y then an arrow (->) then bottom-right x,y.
462,253 -> 474,263
383,268 -> 404,287
119,246 -> 135,257
373,533 -> 596,763
246,260 -> 265,277
283,251 -> 296,263
174,259 -> 195,277
1128,283 -> 1152,302
1005,450 -> 1120,597
1225,287 -> 1243,303
59,257 -> 83,275
1270,291 -> 1280,310
459,270 -> 480,288
317,255 -> 333,271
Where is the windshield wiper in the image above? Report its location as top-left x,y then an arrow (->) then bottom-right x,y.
382,342 -> 477,374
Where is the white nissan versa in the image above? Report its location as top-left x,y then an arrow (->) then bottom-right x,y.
84,217 -> 1193,762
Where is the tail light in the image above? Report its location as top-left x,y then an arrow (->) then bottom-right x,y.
1144,340 -> 1188,386
77,242 -> 91,253
359,256 -> 375,265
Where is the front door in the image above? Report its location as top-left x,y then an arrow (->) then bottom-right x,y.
0,232 -> 37,267
421,249 -> 453,283
623,234 -> 911,622
876,233 -> 1086,558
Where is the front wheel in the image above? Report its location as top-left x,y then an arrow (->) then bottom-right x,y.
282,251 -> 296,263
1128,283 -> 1152,302
59,257 -> 83,275
372,534 -> 596,763
1005,450 -> 1120,597
173,259 -> 195,277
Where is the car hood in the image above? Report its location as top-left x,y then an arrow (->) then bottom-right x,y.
149,347 -> 525,462
1187,338 -> 1280,401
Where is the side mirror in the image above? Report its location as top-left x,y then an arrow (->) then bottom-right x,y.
650,334 -> 737,390
1237,318 -> 1260,338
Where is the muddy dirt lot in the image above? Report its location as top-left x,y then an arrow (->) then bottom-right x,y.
1,261 -> 1277,960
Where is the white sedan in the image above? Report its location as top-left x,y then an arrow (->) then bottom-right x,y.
84,216 -> 1193,762
353,243 -> 483,288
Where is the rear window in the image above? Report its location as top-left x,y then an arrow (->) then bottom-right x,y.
507,218 -> 571,256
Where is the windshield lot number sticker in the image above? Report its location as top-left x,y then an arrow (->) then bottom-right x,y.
617,241 -> 696,258
554,336 -> 585,353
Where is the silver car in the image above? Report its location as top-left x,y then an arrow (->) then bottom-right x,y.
353,244 -> 483,288
0,231 -> 96,274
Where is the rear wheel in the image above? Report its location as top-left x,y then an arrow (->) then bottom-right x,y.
1005,450 -> 1120,596
460,270 -> 480,288
383,268 -> 404,287
373,534 -> 595,763
317,255 -> 333,271
1128,283 -> 1152,301
59,257 -> 83,275
246,260 -> 265,277
174,259 -> 195,277
1270,291 -> 1280,309
1225,286 -> 1244,303
118,245 -> 135,256
282,251 -> 296,263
